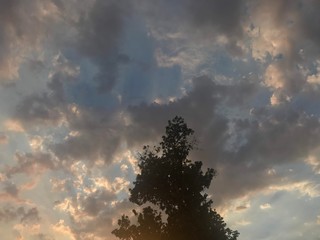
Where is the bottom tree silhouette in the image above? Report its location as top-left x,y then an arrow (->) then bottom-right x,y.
112,116 -> 239,240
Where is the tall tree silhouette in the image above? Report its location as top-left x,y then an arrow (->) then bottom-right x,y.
112,116 -> 239,240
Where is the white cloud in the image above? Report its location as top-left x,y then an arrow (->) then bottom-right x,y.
268,181 -> 320,198
260,203 -> 271,210
236,220 -> 252,226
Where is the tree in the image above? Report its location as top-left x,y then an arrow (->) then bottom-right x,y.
112,116 -> 239,240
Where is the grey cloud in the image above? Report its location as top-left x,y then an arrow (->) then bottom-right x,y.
14,53 -> 78,128
0,0 -> 25,80
126,77 -> 220,146
51,108 -> 124,165
124,76 -> 320,208
235,205 -> 249,211
0,206 -> 19,222
0,205 -> 40,225
76,0 -> 130,92
187,0 -> 244,38
3,181 -> 19,197
261,0 -> 320,50
210,105 -> 320,206
53,176 -> 133,240
20,207 -> 40,225
80,189 -> 117,217
69,199 -> 133,240
6,152 -> 56,177
237,106 -> 320,166
126,76 -> 255,148
251,0 -> 320,100
13,60 -> 125,167
14,93 -> 64,127
0,0 -> 63,81
299,1 -> 320,47
35,234 -> 55,240
137,0 -> 246,56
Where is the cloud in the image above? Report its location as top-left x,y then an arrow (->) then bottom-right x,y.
211,105 -> 320,205
68,199 -> 133,240
236,205 -> 249,211
121,76 -> 320,209
0,133 -> 8,144
80,189 -> 117,217
4,120 -> 25,132
52,167 -> 134,240
0,205 -> 40,226
6,152 -> 56,177
52,220 -> 76,240
260,203 -> 271,210
125,76 -> 255,148
236,219 -> 252,226
50,107 -> 125,165
3,181 -> 19,197
2,1 -> 320,240
12,52 -> 79,129
305,154 -> 320,174
20,207 -> 40,225
0,0 -> 68,82
36,233 -> 55,240
187,0 -> 244,38
140,0 -> 247,50
249,0 -> 320,104
76,0 -> 131,92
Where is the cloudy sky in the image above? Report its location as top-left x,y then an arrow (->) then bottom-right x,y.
1,0 -> 320,239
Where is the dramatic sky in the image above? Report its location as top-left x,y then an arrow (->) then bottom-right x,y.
1,0 -> 320,239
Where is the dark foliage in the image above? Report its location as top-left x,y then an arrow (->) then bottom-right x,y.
112,116 -> 239,240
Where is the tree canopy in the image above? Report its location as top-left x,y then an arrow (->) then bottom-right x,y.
112,116 -> 239,240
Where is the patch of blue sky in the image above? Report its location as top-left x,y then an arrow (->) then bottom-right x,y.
291,92 -> 320,116
63,58 -> 120,111
115,15 -> 183,105
201,48 -> 263,83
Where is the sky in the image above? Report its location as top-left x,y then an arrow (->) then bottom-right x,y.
0,0 -> 320,239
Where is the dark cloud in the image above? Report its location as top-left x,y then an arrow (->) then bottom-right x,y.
36,233 -> 55,240
50,108 -> 124,165
6,152 -> 56,177
3,181 -> 19,197
76,0 -> 130,92
236,106 -> 320,166
235,205 -> 249,211
137,0 -> 247,56
14,93 -> 64,127
126,76 -> 220,146
20,207 -> 40,225
0,205 -> 19,222
69,200 -> 133,240
187,0 -> 244,38
13,53 -> 78,128
0,205 -> 40,225
80,189 -> 117,217
209,105 -> 320,206
3,1 -> 320,239
126,76 -> 256,148
123,76 -> 320,207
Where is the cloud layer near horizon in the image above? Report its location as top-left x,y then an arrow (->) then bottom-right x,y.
1,1 -> 320,239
